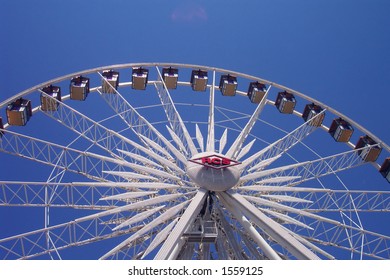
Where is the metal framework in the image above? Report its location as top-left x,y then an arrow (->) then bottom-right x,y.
0,63 -> 389,260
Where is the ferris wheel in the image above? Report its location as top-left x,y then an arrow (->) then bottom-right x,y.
0,63 -> 389,260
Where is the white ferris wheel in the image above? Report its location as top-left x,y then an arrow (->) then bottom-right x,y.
0,63 -> 389,260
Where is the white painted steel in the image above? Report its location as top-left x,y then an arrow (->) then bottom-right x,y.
206,70 -> 216,153
227,192 -> 321,259
1,63 -> 390,260
154,189 -> 208,259
218,192 -> 282,260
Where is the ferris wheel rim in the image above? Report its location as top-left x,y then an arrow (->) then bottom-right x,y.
0,62 -> 388,154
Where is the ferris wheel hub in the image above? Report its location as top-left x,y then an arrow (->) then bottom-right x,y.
186,152 -> 241,192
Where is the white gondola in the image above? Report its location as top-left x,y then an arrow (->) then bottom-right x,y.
162,67 -> 178,89
70,76 -> 90,101
102,70 -> 119,93
355,135 -> 382,162
219,74 -> 237,96
190,69 -> 208,92
247,81 -> 266,104
302,103 -> 324,127
6,98 -> 32,126
275,91 -> 296,114
132,67 -> 149,90
40,85 -> 61,111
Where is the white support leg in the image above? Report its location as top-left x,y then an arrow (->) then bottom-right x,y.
226,191 -> 320,260
218,192 -> 282,260
154,188 -> 208,259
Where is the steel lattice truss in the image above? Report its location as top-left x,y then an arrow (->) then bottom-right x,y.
0,63 -> 389,260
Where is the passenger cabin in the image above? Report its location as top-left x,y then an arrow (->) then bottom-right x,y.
247,81 -> 266,104
275,91 -> 296,114
328,118 -> 354,142
182,218 -> 217,243
190,69 -> 208,92
379,158 -> 390,183
70,76 -> 90,101
219,74 -> 237,96
40,85 -> 61,111
302,103 -> 325,127
162,67 -> 179,89
132,67 -> 149,90
6,98 -> 32,126
0,117 -> 4,137
355,135 -> 382,162
102,70 -> 119,93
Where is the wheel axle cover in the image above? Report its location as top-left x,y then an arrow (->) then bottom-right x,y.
186,152 -> 241,192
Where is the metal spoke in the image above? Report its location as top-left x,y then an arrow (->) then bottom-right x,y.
240,146 -> 375,186
99,200 -> 190,259
155,67 -> 198,156
97,74 -> 187,165
206,70 -> 216,152
0,130 -> 128,182
0,217 -> 137,259
0,181 -> 131,209
238,187 -> 390,212
221,191 -> 320,259
240,109 -> 326,172
226,86 -> 271,159
218,192 -> 282,259
154,188 -> 208,259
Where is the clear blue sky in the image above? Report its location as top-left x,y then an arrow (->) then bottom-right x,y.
0,0 -> 390,259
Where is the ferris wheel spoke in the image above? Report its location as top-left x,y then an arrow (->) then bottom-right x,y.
236,139 -> 256,161
116,149 -> 170,170
99,200 -> 190,259
218,128 -> 228,154
223,191 -> 320,259
0,128 -> 186,184
41,93 -> 185,177
240,110 -> 326,173
240,230 -> 271,259
116,140 -> 186,177
39,92 -> 125,159
241,146 -> 375,186
141,217 -> 179,259
154,188 -> 208,260
138,134 -> 186,165
218,193 -> 282,259
155,67 -> 198,156
0,181 -> 138,209
246,189 -> 390,213
75,191 -> 193,223
96,80 -> 187,165
42,89 -> 186,174
243,194 -> 350,225
298,218 -> 390,259
243,192 -> 390,259
225,86 -> 271,159
214,207 -> 247,259
0,129 -> 131,182
40,92 -> 183,178
284,227 -> 335,259
195,124 -> 205,152
0,216 -> 139,260
206,70 -> 216,152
